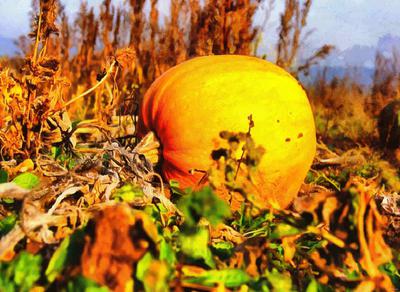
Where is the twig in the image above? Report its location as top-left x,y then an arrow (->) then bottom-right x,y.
0,183 -> 30,200
0,225 -> 25,259
235,115 -> 254,180
47,185 -> 83,215
63,60 -> 116,109
32,7 -> 43,64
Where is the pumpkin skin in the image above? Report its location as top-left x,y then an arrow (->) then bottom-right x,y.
138,55 -> 316,209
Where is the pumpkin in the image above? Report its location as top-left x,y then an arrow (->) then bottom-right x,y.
138,55 -> 316,209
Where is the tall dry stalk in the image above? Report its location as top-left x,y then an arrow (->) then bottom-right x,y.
276,0 -> 333,75
100,0 -> 114,60
0,0 -> 70,158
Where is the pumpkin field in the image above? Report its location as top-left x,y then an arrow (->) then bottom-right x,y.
0,0 -> 400,291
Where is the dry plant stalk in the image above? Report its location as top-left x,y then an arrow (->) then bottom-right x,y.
276,0 -> 333,75
0,0 -> 70,159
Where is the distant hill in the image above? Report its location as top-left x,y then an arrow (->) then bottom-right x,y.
300,66 -> 375,86
302,34 -> 400,86
320,34 -> 400,69
322,45 -> 375,68
377,34 -> 400,56
0,36 -> 19,56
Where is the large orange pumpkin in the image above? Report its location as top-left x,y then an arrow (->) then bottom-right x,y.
138,55 -> 316,209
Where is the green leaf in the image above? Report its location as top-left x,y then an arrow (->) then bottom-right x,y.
45,230 -> 85,283
179,228 -> 215,268
136,252 -> 154,282
112,184 -> 144,202
380,262 -> 400,289
248,278 -> 271,292
71,120 -> 81,129
0,277 -> 15,292
169,180 -> 186,197
160,239 -> 177,267
13,253 -> 42,290
51,147 -> 78,169
46,237 -> 71,282
297,234 -> 326,254
248,212 -> 274,230
67,276 -> 109,292
210,241 -> 234,259
169,180 -> 180,189
269,223 -> 301,239
51,146 -> 62,159
0,170 -> 8,183
305,171 -> 315,184
2,198 -> 14,204
0,214 -> 17,236
356,163 -> 378,179
0,251 -> 42,292
265,269 -> 292,291
305,278 -> 333,292
178,186 -> 231,227
136,253 -> 169,292
12,173 -> 39,190
184,269 -> 251,288
306,278 -> 319,292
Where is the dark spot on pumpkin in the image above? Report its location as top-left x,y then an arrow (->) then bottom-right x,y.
277,119 -> 280,123
211,148 -> 228,160
228,136 -> 240,144
297,133 -> 303,138
285,138 -> 291,142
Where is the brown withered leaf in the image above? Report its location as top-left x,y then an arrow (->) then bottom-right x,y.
243,245 -> 263,277
39,58 -> 60,72
293,189 -> 333,213
210,223 -> 244,245
81,204 -> 158,292
322,196 -> 339,227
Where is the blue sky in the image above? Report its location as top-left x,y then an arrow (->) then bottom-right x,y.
0,0 -> 399,51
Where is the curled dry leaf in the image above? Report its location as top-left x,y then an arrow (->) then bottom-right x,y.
210,223 -> 244,245
379,193 -> 400,216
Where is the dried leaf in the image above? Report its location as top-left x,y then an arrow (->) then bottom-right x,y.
81,205 -> 158,291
